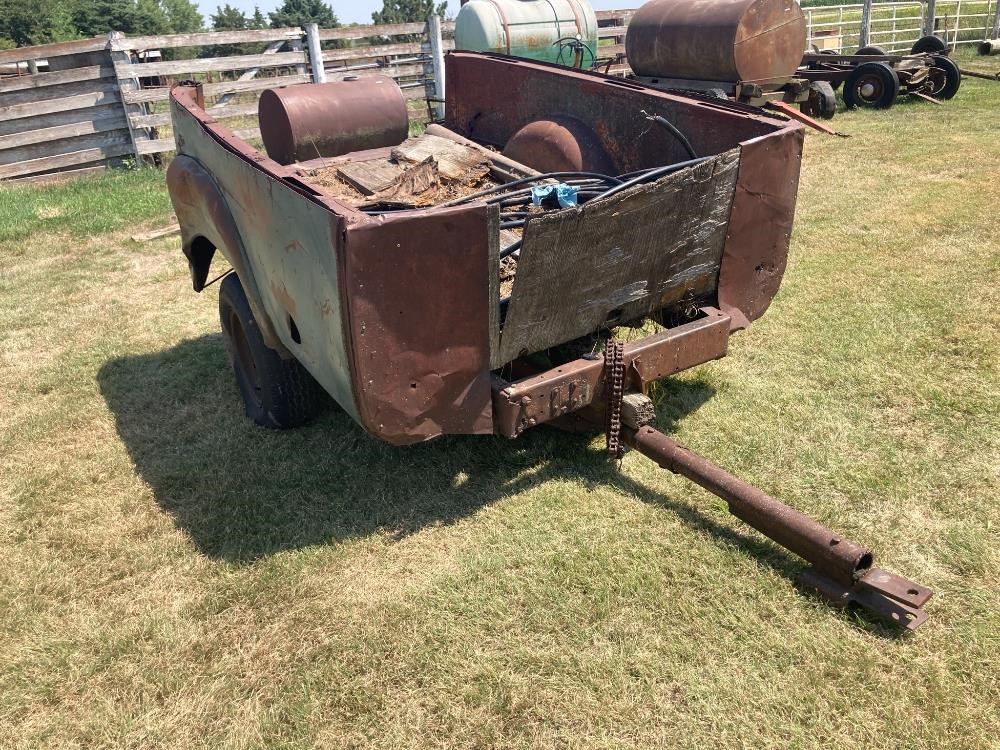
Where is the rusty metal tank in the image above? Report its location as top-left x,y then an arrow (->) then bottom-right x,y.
455,0 -> 598,67
258,77 -> 408,165
625,0 -> 807,83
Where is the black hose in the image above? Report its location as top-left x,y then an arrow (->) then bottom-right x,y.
439,171 -> 623,208
594,156 -> 712,201
641,109 -> 698,160
500,239 -> 522,259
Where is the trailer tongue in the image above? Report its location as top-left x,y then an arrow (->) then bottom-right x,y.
620,424 -> 932,629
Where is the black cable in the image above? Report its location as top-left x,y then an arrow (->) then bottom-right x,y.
594,157 -> 712,201
439,171 -> 622,208
640,109 -> 698,160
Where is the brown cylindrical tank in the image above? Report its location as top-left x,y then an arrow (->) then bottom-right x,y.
625,0 -> 807,83
258,77 -> 408,165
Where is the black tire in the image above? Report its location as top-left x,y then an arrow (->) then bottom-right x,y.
855,45 -> 887,56
911,35 -> 947,54
926,54 -> 961,100
843,62 -> 900,109
218,273 -> 321,428
801,81 -> 837,119
819,49 -> 840,55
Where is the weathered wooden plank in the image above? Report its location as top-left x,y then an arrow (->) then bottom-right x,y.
597,26 -> 630,38
0,141 -> 133,179
0,78 -> 120,107
322,43 -> 425,62
0,37 -> 108,65
0,89 -> 121,123
119,27 -> 303,51
0,65 -> 113,93
595,9 -> 637,21
325,62 -> 427,80
130,100 -> 258,128
391,133 -> 488,181
213,39 -> 288,108
317,22 -> 426,41
7,164 -> 107,185
0,104 -> 122,137
134,126 -> 260,155
0,129 -> 132,168
498,150 -> 740,364
113,50 -> 306,77
0,112 -> 127,152
122,73 -> 311,104
336,159 -> 404,194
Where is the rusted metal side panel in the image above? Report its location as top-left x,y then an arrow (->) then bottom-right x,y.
343,207 -> 494,445
170,96 -> 359,419
444,52 -> 780,172
499,149 -> 739,363
718,124 -> 804,329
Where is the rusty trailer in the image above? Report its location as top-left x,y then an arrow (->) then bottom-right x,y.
166,51 -> 931,629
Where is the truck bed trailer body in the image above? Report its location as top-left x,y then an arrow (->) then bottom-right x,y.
166,51 -> 933,629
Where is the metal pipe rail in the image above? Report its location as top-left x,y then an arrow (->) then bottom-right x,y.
622,425 -> 934,630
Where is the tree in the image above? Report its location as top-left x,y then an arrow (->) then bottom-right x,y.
268,0 -> 338,29
250,6 -> 266,29
371,0 -> 448,25
211,3 -> 249,30
161,0 -> 203,33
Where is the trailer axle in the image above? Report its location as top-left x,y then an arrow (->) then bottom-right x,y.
623,425 -> 933,630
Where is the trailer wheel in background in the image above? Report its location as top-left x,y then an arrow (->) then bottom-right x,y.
855,45 -> 887,55
801,81 -> 837,119
843,62 -> 900,109
911,35 -> 947,54
219,273 -> 321,429
927,55 -> 962,99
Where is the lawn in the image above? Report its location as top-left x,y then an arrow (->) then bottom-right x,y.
1,65 -> 998,749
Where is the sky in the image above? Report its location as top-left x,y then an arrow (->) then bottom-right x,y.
195,0 -> 637,26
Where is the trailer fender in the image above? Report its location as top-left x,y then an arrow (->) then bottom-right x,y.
166,154 -> 286,354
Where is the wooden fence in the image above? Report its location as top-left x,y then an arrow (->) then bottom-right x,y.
0,20 -> 456,183
1,2 -> 998,184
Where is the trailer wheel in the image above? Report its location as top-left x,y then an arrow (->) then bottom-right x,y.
843,62 -> 900,109
911,35 -> 947,54
855,45 -> 886,55
218,273 -> 321,429
927,55 -> 962,99
801,81 -> 837,119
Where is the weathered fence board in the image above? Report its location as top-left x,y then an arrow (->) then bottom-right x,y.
113,50 -> 307,77
123,28 -> 303,51
0,65 -> 114,92
0,140 -> 133,179
0,89 -> 122,123
0,112 -> 127,151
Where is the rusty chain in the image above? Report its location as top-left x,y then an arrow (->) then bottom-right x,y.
604,338 -> 625,459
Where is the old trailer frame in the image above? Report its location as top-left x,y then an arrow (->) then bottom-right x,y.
166,51 -> 932,630
799,51 -> 962,107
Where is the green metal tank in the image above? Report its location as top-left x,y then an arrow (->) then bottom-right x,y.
454,0 -> 599,68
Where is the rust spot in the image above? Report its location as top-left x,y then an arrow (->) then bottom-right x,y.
270,280 -> 298,318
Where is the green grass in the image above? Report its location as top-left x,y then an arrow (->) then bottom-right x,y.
1,73 -> 999,749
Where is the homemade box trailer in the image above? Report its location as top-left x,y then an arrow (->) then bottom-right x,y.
166,51 -> 931,629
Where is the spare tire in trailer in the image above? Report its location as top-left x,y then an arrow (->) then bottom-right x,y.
843,61 -> 900,109
855,45 -> 886,55
911,35 -> 947,54
927,54 -> 962,99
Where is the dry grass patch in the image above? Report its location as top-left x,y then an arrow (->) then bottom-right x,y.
1,72 -> 998,749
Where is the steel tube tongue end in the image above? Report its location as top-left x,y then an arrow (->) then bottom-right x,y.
622,426 -> 933,630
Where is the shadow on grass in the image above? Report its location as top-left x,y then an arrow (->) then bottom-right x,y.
97,334 -> 901,636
